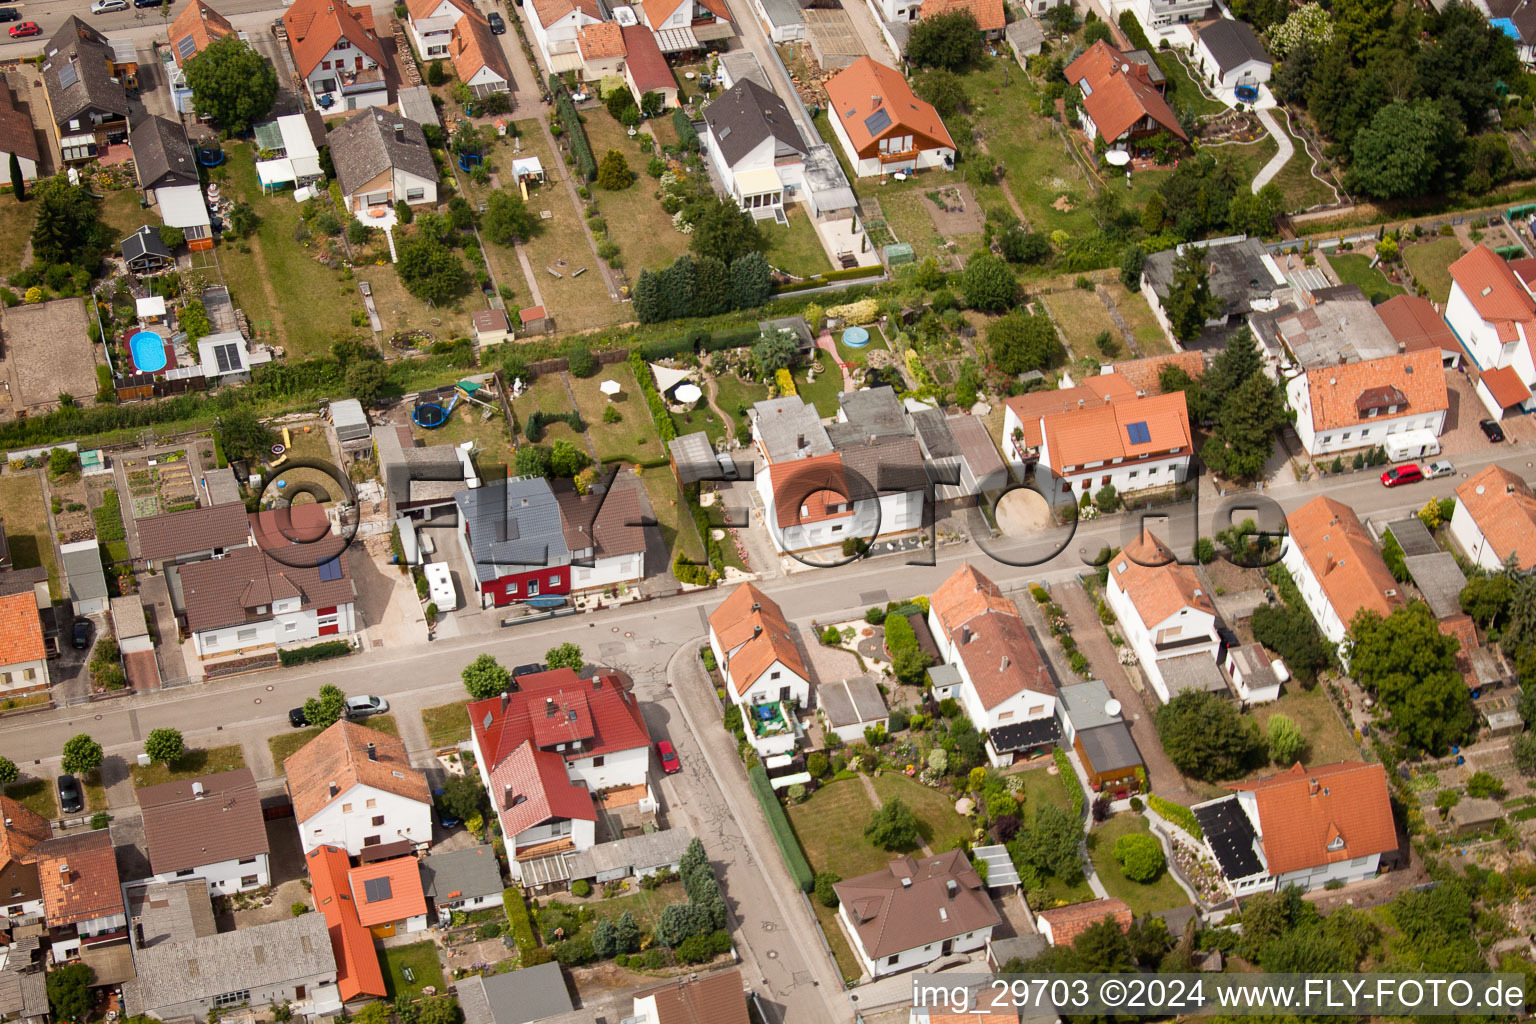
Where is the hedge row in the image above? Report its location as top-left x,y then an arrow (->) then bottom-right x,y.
552,81 -> 596,182
1054,747 -> 1084,817
773,265 -> 886,294
1147,794 -> 1203,840
672,108 -> 699,151
277,640 -> 353,667
747,765 -> 814,892
1117,10 -> 1153,51
638,326 -> 761,361
524,409 -> 585,442
628,351 -> 677,445
503,886 -> 538,956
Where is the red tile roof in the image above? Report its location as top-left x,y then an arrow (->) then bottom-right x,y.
0,796 -> 51,870
826,58 -> 955,159
620,25 -> 674,95
33,830 -> 123,928
1100,351 -> 1204,397
641,0 -> 729,27
635,968 -> 749,1024
0,591 -> 44,666
766,452 -> 853,529
1456,464 -> 1536,569
1302,348 -> 1448,432
1003,375 -> 1138,449
707,584 -> 810,695
469,670 -> 651,771
489,740 -> 597,838
1449,245 -> 1536,350
929,563 -> 1052,709
1038,897 -> 1132,947
283,0 -> 388,79
530,0 -> 601,31
930,562 -> 1015,634
307,844 -> 388,1001
1043,390 -> 1191,476
1065,41 -> 1187,142
406,0 -> 475,21
450,12 -> 511,87
1481,364 -> 1531,408
1110,528 -> 1214,629
283,720 -> 431,823
348,856 -> 427,927
577,21 -> 626,60
1375,294 -> 1461,358
1285,496 -> 1404,627
1229,761 -> 1396,875
918,0 -> 1004,32
169,0 -> 236,66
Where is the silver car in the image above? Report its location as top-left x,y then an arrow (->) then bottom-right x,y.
91,0 -> 129,13
345,694 -> 389,719
1425,460 -> 1455,479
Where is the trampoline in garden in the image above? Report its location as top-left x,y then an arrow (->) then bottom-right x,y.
412,393 -> 458,428
129,330 -> 167,373
196,146 -> 225,166
1235,84 -> 1259,103
842,326 -> 870,348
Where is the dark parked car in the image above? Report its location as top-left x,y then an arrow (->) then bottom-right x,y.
57,774 -> 83,815
432,788 -> 460,829
512,663 -> 546,678
72,620 -> 92,650
0,10 -> 21,22
288,707 -> 308,728
1481,418 -> 1507,443
487,11 -> 505,32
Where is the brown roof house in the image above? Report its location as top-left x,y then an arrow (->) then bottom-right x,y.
707,584 -> 812,754
32,830 -> 128,963
926,563 -> 1059,765
133,500 -> 253,568
169,0 -> 237,65
0,797 -> 53,926
632,968 -> 750,1024
283,720 -> 432,856
40,17 -> 129,163
327,109 -> 440,216
1037,897 -> 1132,947
0,82 -> 40,184
833,850 -> 1000,977
136,768 -> 270,894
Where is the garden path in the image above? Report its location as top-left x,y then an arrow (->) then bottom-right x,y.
816,330 -> 857,393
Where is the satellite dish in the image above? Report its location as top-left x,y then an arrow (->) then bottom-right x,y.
1104,699 -> 1123,718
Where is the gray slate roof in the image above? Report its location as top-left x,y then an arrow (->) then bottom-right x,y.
1198,18 -> 1271,73
455,475 -> 571,584
718,49 -> 771,91
60,541 -> 107,604
818,674 -> 888,729
1385,516 -> 1439,557
127,879 -> 217,949
1158,652 -> 1229,697
454,961 -> 574,1024
130,115 -> 199,192
396,84 -> 439,127
835,386 -> 909,438
1227,642 -> 1280,693
420,843 -> 504,902
121,224 -> 172,264
669,431 -> 720,485
752,396 -> 831,460
1143,238 -> 1280,318
1403,552 -> 1467,620
1005,18 -> 1044,58
42,17 -> 128,127
1076,720 -> 1143,773
125,912 -> 334,1015
326,109 -> 439,199
566,827 -> 693,882
704,79 -> 805,170
1059,679 -> 1120,733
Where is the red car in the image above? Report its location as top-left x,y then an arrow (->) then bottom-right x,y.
1381,464 -> 1424,488
656,740 -> 681,775
8,21 -> 39,36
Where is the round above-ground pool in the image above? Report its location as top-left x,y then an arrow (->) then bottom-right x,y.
842,326 -> 870,348
129,330 -> 167,374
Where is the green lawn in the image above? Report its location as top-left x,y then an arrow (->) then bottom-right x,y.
270,714 -> 398,772
5,779 -> 57,820
794,350 -> 844,418
1015,761 -> 1077,823
1249,684 -> 1359,769
547,880 -> 685,939
639,469 -> 706,564
1104,282 -> 1171,354
83,769 -> 108,813
568,364 -> 663,464
871,774 -> 971,851
512,372 -> 583,448
787,778 -> 890,878
99,189 -> 151,249
380,940 -> 444,1000
1329,253 -> 1405,304
210,143 -> 358,359
1088,813 -> 1190,915
712,373 -> 771,436
1268,117 -> 1341,212
812,900 -> 863,982
1041,281 -> 1125,361
763,204 -> 832,279
1155,51 -> 1228,119
1401,236 -> 1465,303
130,744 -> 247,788
422,702 -> 471,748
414,404 -> 515,469
0,194 -> 36,278
834,323 -> 889,366
584,114 -> 694,274
0,471 -> 59,600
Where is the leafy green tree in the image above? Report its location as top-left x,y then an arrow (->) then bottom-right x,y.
144,727 -> 184,765
346,360 -> 391,406
564,343 -> 597,377
596,149 -> 633,190
913,69 -> 968,118
228,201 -> 259,238
906,9 -> 984,71
397,235 -> 469,304
814,870 -> 841,907
689,196 -> 763,264
46,964 -> 93,1022
1119,243 -> 1145,291
9,153 -> 23,201
1012,804 -> 1083,884
183,37 -> 278,132
416,997 -> 461,1024
1001,230 -> 1051,265
986,310 -> 1064,374
302,684 -> 348,731
656,902 -> 712,946
692,255 -> 732,317
1460,573 -> 1513,629
1162,245 -> 1222,342
1113,832 -> 1166,882
864,796 -> 920,851
483,191 -> 539,246
437,774 -> 483,825
545,642 -> 584,670
1347,101 -> 1458,200
751,329 -> 799,378
1228,183 -> 1285,238
549,439 -> 590,478
1201,372 -> 1286,480
612,910 -> 641,953
462,653 -> 511,699
730,251 -> 772,309
31,175 -> 103,268
633,267 -> 665,323
0,756 -> 14,785
1417,1 -> 1518,133
591,918 -> 618,959
1513,732 -> 1536,775
1347,603 -> 1473,754
514,444 -> 553,478
1267,714 -> 1305,765
882,613 -> 931,685
961,252 -> 1016,312
1155,691 -> 1264,780
215,408 -> 275,465
61,734 -> 103,775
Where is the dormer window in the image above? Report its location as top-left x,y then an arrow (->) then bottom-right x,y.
1327,835 -> 1344,852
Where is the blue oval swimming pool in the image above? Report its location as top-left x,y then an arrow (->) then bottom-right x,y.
130,330 -> 166,374
842,326 -> 870,348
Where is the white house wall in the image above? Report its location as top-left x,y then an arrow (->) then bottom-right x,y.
1279,537 -> 1350,647
194,601 -> 355,658
297,783 -> 432,855
838,902 -> 993,978
0,655 -> 48,693
734,657 -> 811,707
566,744 -> 649,791
143,853 -> 271,895
1286,372 -> 1446,456
1274,853 -> 1380,892
507,818 -> 596,880
1449,502 -> 1506,571
434,889 -> 503,923
570,551 -> 643,592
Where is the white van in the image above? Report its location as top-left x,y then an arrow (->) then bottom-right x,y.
1383,429 -> 1441,462
424,562 -> 457,611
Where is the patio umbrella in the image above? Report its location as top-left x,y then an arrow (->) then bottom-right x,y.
675,383 -> 703,405
599,379 -> 621,398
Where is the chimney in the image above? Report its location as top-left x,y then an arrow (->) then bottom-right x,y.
870,93 -> 882,108
900,876 -> 912,887
961,625 -> 971,644
1308,777 -> 1320,796
192,782 -> 205,799
394,123 -> 406,142
328,782 -> 338,799
1000,655 -> 1010,672
946,879 -> 958,899
796,434 -> 806,449
753,624 -> 763,638
500,692 -> 510,713
58,863 -> 70,887
545,696 -> 556,718
751,602 -> 760,612
502,784 -> 514,809
1323,554 -> 1336,575
366,742 -> 377,762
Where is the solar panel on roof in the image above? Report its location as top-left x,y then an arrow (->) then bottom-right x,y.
1126,421 -> 1151,444
57,62 -> 78,89
213,342 -> 239,374
863,108 -> 892,135
177,35 -> 196,59
363,876 -> 393,902
317,557 -> 343,582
